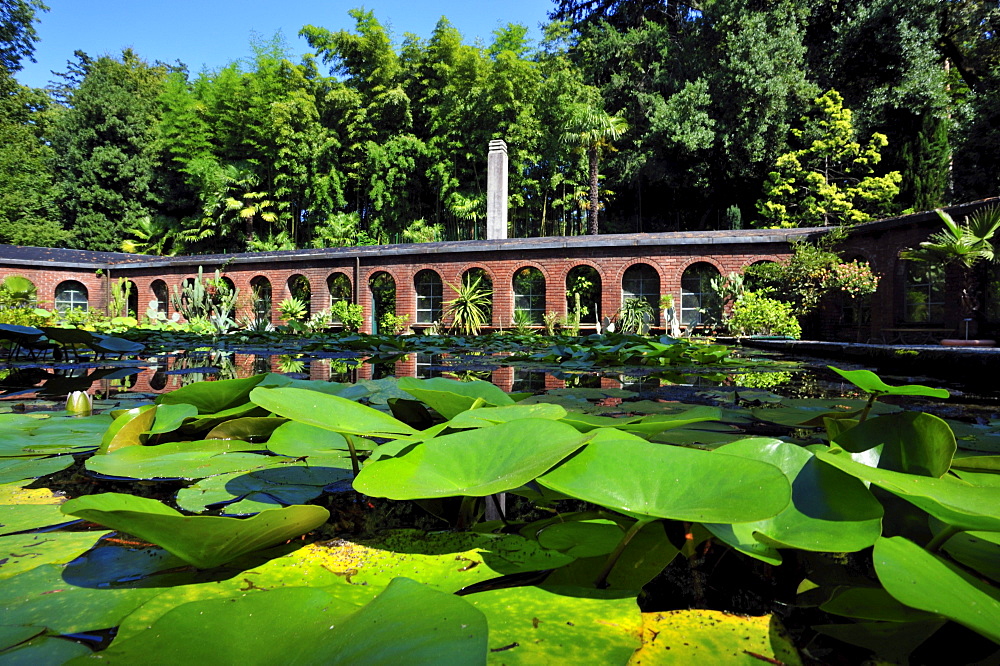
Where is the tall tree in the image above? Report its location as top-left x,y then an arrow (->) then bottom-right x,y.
49,50 -> 171,251
562,107 -> 627,234
0,0 -> 46,74
756,90 -> 901,228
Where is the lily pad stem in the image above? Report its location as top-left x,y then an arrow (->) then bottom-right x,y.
858,393 -> 879,423
345,435 -> 360,477
594,517 -> 654,589
925,525 -> 961,553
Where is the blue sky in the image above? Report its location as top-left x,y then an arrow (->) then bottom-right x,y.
15,1 -> 554,88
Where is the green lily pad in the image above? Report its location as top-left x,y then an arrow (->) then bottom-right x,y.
630,610 -> 802,665
205,417 -> 288,441
874,536 -> 1000,644
0,636 -> 92,663
820,586 -> 941,622
942,528 -> 1000,583
60,493 -> 330,569
86,440 -> 279,480
250,387 -> 417,438
148,402 -> 199,434
833,411 -> 956,477
99,406 -> 157,453
468,585 -> 641,663
448,403 -> 567,428
265,421 -> 372,457
397,376 -> 515,419
0,563 -> 164,634
0,456 -> 74,485
354,419 -> 587,499
0,625 -> 46,652
0,504 -> 73,536
828,366 -> 949,398
816,447 -> 1000,532
537,437 -> 790,523
108,577 -> 484,664
704,438 -> 882,564
155,373 -> 268,413
536,519 -> 624,559
0,532 -> 110,580
175,464 -> 353,514
0,415 -> 112,457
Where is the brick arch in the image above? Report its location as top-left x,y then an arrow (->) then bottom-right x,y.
739,254 -> 782,270
613,259 -> 666,288
671,256 -> 727,287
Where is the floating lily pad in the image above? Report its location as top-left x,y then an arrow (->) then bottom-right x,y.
155,373 -> 268,413
0,414 -> 112,457
265,421 -> 371,457
0,636 -> 92,663
175,465 -> 353,514
60,493 -> 330,569
828,366 -> 949,399
833,411 -> 956,477
469,585 -> 641,663
538,437 -> 790,523
250,387 -> 417,438
397,376 -> 515,419
448,403 -> 567,428
630,610 -> 801,665
354,419 -> 587,499
0,532 -> 110,580
86,440 -> 279,480
0,504 -> 74,536
0,456 -> 74,485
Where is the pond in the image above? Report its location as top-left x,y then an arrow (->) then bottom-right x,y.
0,331 -> 998,664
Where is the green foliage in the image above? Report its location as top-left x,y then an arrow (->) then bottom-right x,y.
616,297 -> 654,335
727,292 -> 802,338
169,267 -> 239,334
744,236 -> 879,316
330,300 -> 363,332
0,274 -> 35,307
379,312 -> 410,336
278,297 -> 307,323
756,90 -> 902,228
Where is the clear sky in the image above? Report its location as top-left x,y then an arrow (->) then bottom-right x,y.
15,0 -> 555,88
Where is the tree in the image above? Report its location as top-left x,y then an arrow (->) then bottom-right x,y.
0,0 -> 47,74
562,107 -> 627,234
49,50 -> 171,251
756,90 -> 901,228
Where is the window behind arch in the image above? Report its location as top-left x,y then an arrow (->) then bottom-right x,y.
622,264 -> 660,320
54,281 -> 88,312
902,261 -> 944,324
415,270 -> 443,324
513,267 -> 545,324
680,263 -> 721,326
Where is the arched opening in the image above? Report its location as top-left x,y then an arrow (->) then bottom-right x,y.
622,264 -> 660,322
54,280 -> 89,312
566,265 -> 602,325
122,280 -> 138,318
369,272 -> 396,334
250,276 -> 272,323
287,275 -> 311,319
902,260 -> 945,324
513,266 -> 545,324
681,262 -> 721,326
150,280 -> 168,316
456,267 -> 493,331
328,273 -> 351,308
414,270 -> 443,324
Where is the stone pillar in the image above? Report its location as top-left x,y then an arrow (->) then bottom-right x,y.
487,139 -> 508,240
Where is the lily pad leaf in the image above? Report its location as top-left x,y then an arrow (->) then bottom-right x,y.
148,402 -> 198,435
816,447 -> 1000,532
175,465 -> 353,514
448,403 -> 567,429
99,406 -> 157,454
354,419 -> 587,499
0,504 -> 74,536
250,387 -> 417,438
155,373 -> 268,413
0,456 -> 74,485
833,411 -> 956,477
537,437 -> 790,523
96,578 -> 486,665
828,366 -> 949,398
874,536 -> 1000,644
86,440 -> 280,481
397,376 -> 514,419
205,417 -> 288,441
266,421 -> 370,457
60,492 -> 330,569
0,532 -> 110,580
468,585 -> 641,663
703,438 -> 882,564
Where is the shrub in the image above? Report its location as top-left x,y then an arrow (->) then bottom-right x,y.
330,300 -> 364,332
728,292 -> 802,339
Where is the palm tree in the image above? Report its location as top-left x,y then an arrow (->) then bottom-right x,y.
562,107 -> 627,235
901,206 -> 1000,324
444,275 -> 492,335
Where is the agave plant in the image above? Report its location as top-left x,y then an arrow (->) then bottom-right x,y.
444,275 -> 492,336
616,298 -> 654,335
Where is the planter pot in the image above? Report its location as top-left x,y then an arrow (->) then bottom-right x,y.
940,339 -> 996,347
